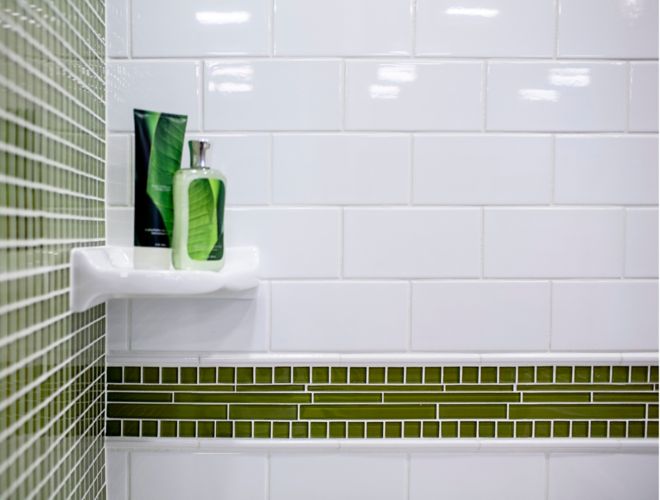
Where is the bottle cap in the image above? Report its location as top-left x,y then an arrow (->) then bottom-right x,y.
189,140 -> 211,168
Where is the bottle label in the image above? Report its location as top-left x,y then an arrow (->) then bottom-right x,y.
187,178 -> 225,261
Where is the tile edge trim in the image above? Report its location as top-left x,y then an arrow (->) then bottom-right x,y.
106,437 -> 659,453
107,352 -> 659,366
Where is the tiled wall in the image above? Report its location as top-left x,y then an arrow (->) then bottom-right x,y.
107,448 -> 658,500
106,364 -> 659,439
0,0 -> 107,497
106,0 -> 658,357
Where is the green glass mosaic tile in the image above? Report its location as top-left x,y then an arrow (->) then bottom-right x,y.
425,367 -> 442,383
293,367 -> 309,383
174,393 -> 310,403
198,421 -> 214,438
179,421 -> 196,438
229,405 -> 297,420
273,422 -> 289,438
314,393 -> 381,403
301,404 -> 435,420
386,422 -> 402,438
199,367 -> 216,384
572,421 -> 588,437
255,367 -> 272,383
369,367 -> 386,383
498,422 -> 514,438
331,367 -> 348,383
105,364 -> 659,441
274,366 -> 290,383
254,421 -> 271,438
404,421 -> 421,438
310,422 -> 327,438
181,367 -> 197,384
388,367 -> 404,383
143,367 -> 160,384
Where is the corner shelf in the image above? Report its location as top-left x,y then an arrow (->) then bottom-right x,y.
70,246 -> 259,312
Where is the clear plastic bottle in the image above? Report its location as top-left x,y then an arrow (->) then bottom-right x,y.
172,140 -> 226,271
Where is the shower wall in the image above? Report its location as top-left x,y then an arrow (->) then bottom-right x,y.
0,0 -> 106,498
105,0 -> 658,499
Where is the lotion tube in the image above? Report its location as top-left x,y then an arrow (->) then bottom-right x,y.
133,109 -> 187,269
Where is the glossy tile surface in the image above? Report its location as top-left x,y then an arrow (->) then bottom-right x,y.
487,62 -> 627,131
271,282 -> 409,351
630,62 -> 659,132
273,134 -> 410,204
416,0 -> 555,56
625,209 -> 659,278
555,136 -> 659,204
558,0 -> 659,58
344,209 -> 481,277
411,282 -> 550,351
275,0 -> 411,55
132,0 -> 270,56
413,135 -> 552,204
484,209 -> 624,277
204,60 -> 342,130
225,208 -> 341,277
346,61 -> 483,130
107,61 -> 202,131
552,282 -> 659,351
410,454 -> 546,500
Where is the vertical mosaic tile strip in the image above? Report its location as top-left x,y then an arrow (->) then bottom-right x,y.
0,0 -> 106,498
107,365 -> 659,439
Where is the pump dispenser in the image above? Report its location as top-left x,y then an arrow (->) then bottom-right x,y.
172,140 -> 226,271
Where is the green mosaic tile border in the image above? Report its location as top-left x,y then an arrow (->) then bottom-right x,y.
1,0 -> 106,497
106,365 -> 659,439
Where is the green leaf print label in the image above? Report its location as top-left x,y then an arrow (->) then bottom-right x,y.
187,178 -> 225,261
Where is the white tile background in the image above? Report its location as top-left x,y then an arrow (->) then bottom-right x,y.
106,448 -> 659,500
106,0 -> 658,357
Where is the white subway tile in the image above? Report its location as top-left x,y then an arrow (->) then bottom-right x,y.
274,0 -> 411,56
416,0 -> 555,57
106,0 -> 129,58
487,62 -> 627,131
271,282 -> 409,351
183,134 -> 270,205
106,450 -> 129,500
106,207 -> 134,246
131,452 -> 267,500
204,60 -> 342,131
630,63 -> 659,132
413,135 -> 552,204
107,61 -> 201,132
132,0 -> 270,56
484,208 -> 624,278
226,208 -> 341,278
548,454 -> 659,500
106,134 -> 131,206
551,281 -> 659,351
345,61 -> 483,131
273,134 -> 410,204
555,136 -> 659,204
410,454 -> 546,500
412,282 -> 550,352
106,299 -> 129,352
270,454 -> 406,500
626,208 -> 659,277
558,0 -> 659,58
130,284 -> 269,352
344,208 -> 481,278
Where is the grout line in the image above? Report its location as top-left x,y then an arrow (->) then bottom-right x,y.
481,61 -> 488,131
550,135 -> 557,205
553,0 -> 560,59
625,62 -> 632,133
409,134 -> 415,204
407,281 -> 413,351
548,281 -> 553,351
545,454 -> 551,500
480,207 -> 486,278
127,0 -> 133,58
405,453 -> 411,500
410,0 -> 417,57
268,133 -> 274,204
269,0 -> 275,57
621,208 -> 628,279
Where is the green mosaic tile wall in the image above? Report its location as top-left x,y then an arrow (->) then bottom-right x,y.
107,365 -> 659,439
0,0 -> 106,498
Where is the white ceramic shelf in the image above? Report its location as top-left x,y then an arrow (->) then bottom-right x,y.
70,246 -> 259,311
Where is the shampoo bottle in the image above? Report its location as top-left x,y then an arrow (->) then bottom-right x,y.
172,140 -> 226,271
